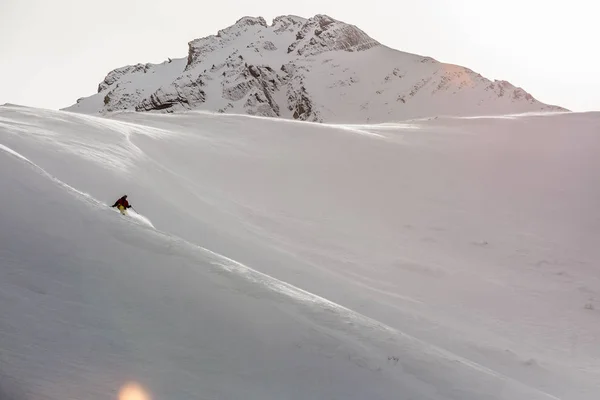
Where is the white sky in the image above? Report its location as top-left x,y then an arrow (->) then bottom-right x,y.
1,0 -> 598,112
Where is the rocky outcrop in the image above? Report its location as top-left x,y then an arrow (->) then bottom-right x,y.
287,14 -> 379,56
136,74 -> 207,112
98,64 -> 149,92
280,63 -> 321,122
186,17 -> 268,71
223,64 -> 283,117
272,15 -> 307,33
88,14 -> 381,116
289,85 -> 320,122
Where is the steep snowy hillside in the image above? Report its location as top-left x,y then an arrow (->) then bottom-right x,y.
64,15 -> 566,123
1,105 -> 599,400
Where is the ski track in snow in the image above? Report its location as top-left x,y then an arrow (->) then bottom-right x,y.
0,143 -> 99,205
0,139 -> 564,400
0,142 -> 155,229
194,242 -> 562,400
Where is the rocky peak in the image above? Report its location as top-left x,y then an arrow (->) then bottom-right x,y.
186,17 -> 270,71
217,16 -> 268,37
272,15 -> 307,33
287,14 -> 380,56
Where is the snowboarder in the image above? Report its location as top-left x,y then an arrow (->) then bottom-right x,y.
111,195 -> 132,215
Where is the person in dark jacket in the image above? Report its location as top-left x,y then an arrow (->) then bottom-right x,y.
112,195 -> 132,215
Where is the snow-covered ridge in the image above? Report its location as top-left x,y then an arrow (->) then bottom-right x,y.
2,104 -> 600,399
64,14 -> 566,122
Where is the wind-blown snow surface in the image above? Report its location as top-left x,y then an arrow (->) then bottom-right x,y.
0,104 -> 599,400
64,15 -> 565,123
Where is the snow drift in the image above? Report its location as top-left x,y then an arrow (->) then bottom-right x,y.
64,14 -> 566,122
0,104 -> 599,400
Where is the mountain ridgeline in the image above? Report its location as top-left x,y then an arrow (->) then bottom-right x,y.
65,14 -> 566,123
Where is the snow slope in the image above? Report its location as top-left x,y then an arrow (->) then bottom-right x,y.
1,104 -> 599,400
64,15 -> 566,123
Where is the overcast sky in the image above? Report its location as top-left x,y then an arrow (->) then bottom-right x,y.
1,0 -> 597,112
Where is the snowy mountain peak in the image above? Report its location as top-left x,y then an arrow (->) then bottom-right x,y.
287,14 -> 380,56
214,16 -> 268,44
64,14 -> 566,122
231,16 -> 269,28
272,15 -> 308,32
